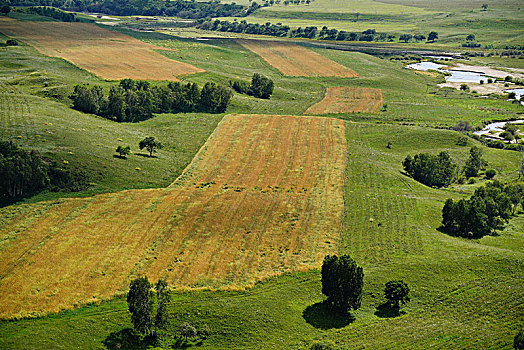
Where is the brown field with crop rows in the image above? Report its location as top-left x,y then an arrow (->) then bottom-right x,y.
0,114 -> 346,319
0,17 -> 204,81
237,39 -> 359,77
305,86 -> 383,114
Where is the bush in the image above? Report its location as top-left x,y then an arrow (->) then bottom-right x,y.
468,177 -> 476,184
485,169 -> 496,179
6,39 -> 18,46
456,135 -> 469,146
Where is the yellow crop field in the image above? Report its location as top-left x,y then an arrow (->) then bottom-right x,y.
237,39 -> 359,77
0,114 -> 346,319
305,86 -> 384,114
0,18 -> 204,81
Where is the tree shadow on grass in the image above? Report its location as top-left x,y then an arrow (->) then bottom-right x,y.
112,155 -> 127,159
103,328 -> 154,350
374,302 -> 405,318
302,300 -> 355,330
135,153 -> 156,158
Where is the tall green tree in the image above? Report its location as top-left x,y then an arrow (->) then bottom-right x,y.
199,82 -> 232,113
154,279 -> 171,332
464,146 -> 485,178
321,254 -> 364,313
127,277 -> 154,337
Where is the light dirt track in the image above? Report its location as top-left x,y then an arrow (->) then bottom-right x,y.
0,18 -> 204,81
237,39 -> 359,77
0,114 -> 346,319
306,86 -> 383,114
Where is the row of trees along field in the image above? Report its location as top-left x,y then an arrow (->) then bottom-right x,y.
442,181 -> 524,238
2,0 -> 257,18
0,141 -> 88,201
70,79 -> 232,123
4,6 -> 92,22
198,20 -> 439,43
403,146 -> 487,188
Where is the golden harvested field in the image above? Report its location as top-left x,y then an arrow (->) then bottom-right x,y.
305,86 -> 384,114
0,17 -> 204,81
236,39 -> 359,77
0,114 -> 346,319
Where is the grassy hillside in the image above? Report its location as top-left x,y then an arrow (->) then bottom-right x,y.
0,32 -> 222,202
1,122 -> 522,349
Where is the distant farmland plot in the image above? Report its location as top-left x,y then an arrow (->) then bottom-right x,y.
0,114 -> 346,319
306,87 -> 383,114
0,18 -> 204,81
237,39 -> 359,77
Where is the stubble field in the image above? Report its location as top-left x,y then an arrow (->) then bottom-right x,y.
305,86 -> 383,114
236,39 -> 359,77
0,17 -> 204,81
0,114 -> 346,319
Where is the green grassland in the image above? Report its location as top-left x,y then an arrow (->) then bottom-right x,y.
0,17 -> 523,349
1,122 -> 522,349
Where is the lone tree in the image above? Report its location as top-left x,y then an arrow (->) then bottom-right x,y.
321,254 -> 364,313
427,31 -> 438,41
384,280 -> 410,309
154,279 -> 171,332
399,34 -> 412,43
115,145 -> 130,158
139,137 -> 163,157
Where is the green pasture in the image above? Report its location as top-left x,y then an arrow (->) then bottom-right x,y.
1,122 -> 522,349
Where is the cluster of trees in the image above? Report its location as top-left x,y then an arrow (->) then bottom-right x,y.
403,151 -> 455,187
4,0 -> 252,19
321,255 -> 410,315
15,6 -> 91,22
70,79 -> 232,122
229,73 -> 274,99
127,277 -> 209,346
442,181 -> 523,238
0,140 -> 88,201
198,20 -> 439,44
403,146 -> 487,188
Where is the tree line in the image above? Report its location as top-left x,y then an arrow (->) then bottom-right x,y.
0,140 -> 88,202
198,19 -> 439,44
70,79 -> 232,122
442,181 -> 523,238
3,0 -> 254,19
11,6 -> 92,22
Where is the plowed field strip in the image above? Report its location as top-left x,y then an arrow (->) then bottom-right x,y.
0,114 -> 346,318
306,86 -> 384,114
237,39 -> 359,78
0,18 -> 203,81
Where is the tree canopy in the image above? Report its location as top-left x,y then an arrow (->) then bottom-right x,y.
384,280 -> 410,309
442,181 -> 520,238
139,137 -> 163,157
403,151 -> 455,187
321,254 -> 364,313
